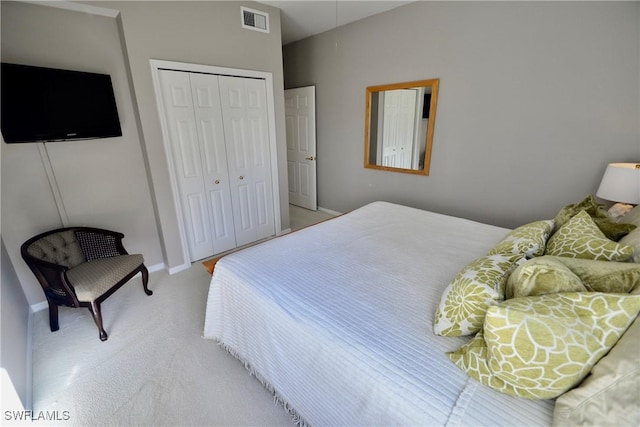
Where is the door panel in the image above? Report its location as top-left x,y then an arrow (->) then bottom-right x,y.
285,86 -> 317,210
176,120 -> 200,178
158,70 -> 214,261
219,76 -> 275,246
187,193 -> 209,244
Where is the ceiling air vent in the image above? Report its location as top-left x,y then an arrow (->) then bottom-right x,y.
241,6 -> 269,33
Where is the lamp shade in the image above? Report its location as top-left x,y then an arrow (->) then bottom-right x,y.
596,163 -> 640,204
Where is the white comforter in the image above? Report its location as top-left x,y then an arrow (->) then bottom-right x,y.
203,201 -> 555,426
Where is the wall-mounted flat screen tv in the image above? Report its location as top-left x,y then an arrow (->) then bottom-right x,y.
1,63 -> 122,143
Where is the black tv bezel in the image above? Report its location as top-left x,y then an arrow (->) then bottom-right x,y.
1,62 -> 123,144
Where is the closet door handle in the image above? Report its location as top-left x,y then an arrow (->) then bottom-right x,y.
214,179 -> 220,185
239,176 -> 244,180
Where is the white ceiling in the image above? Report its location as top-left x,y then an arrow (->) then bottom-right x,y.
259,1 -> 412,45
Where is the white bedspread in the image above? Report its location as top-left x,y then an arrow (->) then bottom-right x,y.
203,201 -> 555,426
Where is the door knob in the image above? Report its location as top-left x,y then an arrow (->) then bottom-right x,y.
214,179 -> 220,184
239,176 -> 244,180
305,156 -> 315,161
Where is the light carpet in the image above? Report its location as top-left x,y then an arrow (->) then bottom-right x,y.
31,264 -> 294,426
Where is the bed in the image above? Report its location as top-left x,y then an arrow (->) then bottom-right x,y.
203,201 -> 559,425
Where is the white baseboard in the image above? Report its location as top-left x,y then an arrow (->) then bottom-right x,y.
318,206 -> 342,216
168,262 -> 191,275
26,309 -> 35,410
30,301 -> 48,313
280,228 -> 292,235
147,263 -> 165,273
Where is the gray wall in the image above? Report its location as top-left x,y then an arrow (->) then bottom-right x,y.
1,238 -> 31,409
1,1 -> 288,305
1,1 -> 163,305
284,1 -> 640,228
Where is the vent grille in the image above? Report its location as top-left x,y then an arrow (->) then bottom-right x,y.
241,7 -> 269,33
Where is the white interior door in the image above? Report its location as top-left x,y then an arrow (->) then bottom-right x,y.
158,70 -> 237,261
219,75 -> 275,247
285,86 -> 317,211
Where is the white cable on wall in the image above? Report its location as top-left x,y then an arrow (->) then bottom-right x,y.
37,143 -> 69,227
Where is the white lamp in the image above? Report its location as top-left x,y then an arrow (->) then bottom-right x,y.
596,163 -> 640,217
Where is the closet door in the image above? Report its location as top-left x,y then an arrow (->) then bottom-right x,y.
189,73 -> 236,255
158,70 -> 235,261
219,76 -> 275,246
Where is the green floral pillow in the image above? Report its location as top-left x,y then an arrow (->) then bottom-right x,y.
553,194 -> 635,241
545,210 -> 634,261
433,254 -> 525,337
553,194 -> 609,230
551,256 -> 640,294
449,331 -> 527,396
487,220 -> 554,258
449,293 -> 640,399
505,256 -> 586,299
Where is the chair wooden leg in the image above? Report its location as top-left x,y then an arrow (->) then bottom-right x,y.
48,300 -> 59,332
141,265 -> 152,296
89,301 -> 108,341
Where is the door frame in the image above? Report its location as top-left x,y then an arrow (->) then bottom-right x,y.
150,59 -> 282,265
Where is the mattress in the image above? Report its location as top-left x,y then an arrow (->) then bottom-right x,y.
203,201 -> 555,426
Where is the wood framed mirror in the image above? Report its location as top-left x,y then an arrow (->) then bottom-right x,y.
364,78 -> 439,175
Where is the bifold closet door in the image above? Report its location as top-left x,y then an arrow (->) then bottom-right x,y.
158,70 -> 236,261
218,76 -> 275,247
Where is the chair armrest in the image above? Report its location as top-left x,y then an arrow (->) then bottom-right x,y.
23,257 -> 80,306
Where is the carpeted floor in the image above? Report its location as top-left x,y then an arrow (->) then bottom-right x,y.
31,205 -> 334,426
32,265 -> 294,426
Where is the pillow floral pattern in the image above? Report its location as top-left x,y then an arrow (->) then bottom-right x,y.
433,254 -> 525,337
487,220 -> 554,258
545,210 -> 633,261
449,293 -> 640,400
553,194 -> 635,241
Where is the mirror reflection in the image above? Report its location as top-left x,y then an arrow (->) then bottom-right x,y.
364,79 -> 439,175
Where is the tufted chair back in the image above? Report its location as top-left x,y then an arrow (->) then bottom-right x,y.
26,230 -> 86,268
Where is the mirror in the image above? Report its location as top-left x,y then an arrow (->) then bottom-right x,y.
364,79 -> 439,175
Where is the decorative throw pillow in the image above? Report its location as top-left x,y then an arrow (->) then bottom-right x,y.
448,331 -> 515,392
545,211 -> 634,261
552,316 -> 640,427
593,218 -> 636,242
505,256 -> 586,299
550,256 -> 640,294
553,194 -> 635,241
449,293 -> 640,400
553,194 -> 609,230
433,254 -> 525,337
485,293 -> 640,399
487,220 -> 554,258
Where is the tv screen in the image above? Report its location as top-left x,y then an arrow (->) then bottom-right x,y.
1,63 -> 122,143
